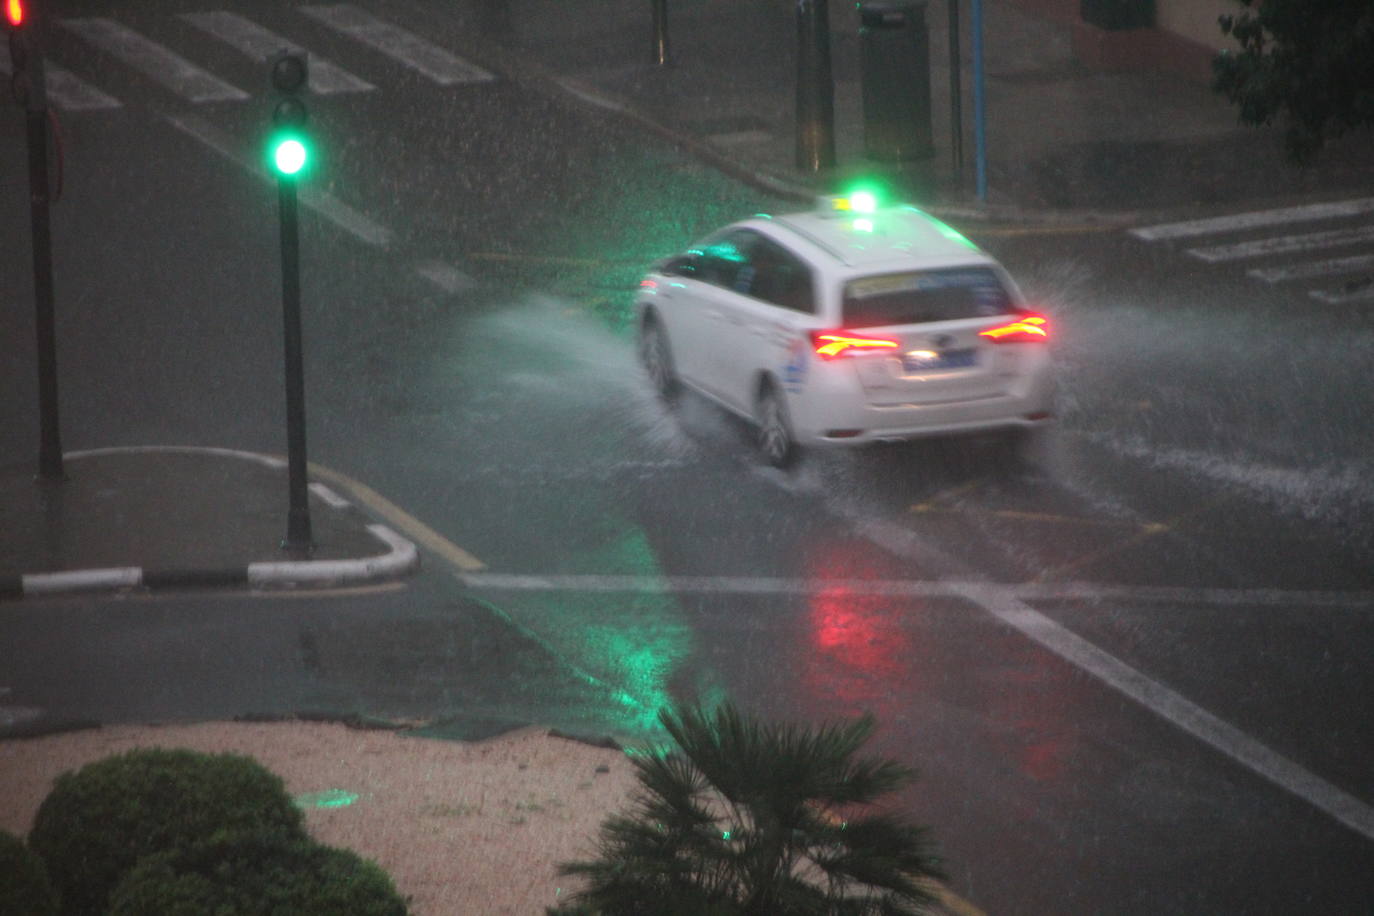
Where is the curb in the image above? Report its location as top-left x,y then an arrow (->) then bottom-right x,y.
2,521 -> 418,600
0,447 -> 421,601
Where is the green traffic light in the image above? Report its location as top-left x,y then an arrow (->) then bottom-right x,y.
273,137 -> 308,176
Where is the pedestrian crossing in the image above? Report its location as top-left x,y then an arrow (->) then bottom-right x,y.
3,4 -> 491,112
180,10 -> 376,95
1130,197 -> 1374,304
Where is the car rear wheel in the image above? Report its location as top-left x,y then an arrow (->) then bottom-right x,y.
639,317 -> 678,402
756,383 -> 798,468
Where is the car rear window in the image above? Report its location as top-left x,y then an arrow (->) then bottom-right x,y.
842,267 -> 1013,328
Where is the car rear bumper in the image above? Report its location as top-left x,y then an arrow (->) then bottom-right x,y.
792,378 -> 1057,447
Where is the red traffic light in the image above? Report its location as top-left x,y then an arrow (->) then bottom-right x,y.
4,0 -> 25,28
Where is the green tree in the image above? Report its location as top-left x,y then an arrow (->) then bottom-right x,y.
1213,0 -> 1374,162
556,703 -> 945,915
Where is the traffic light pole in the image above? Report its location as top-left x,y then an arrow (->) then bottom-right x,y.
28,93 -> 63,482
10,10 -> 64,481
276,175 -> 312,555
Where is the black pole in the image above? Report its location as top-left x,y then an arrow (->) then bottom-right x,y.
651,0 -> 669,66
16,32 -> 64,482
277,176 -> 312,554
948,0 -> 963,179
795,0 -> 835,172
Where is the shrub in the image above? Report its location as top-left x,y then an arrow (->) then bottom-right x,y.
28,747 -> 305,916
108,829 -> 409,915
558,702 -> 945,915
0,829 -> 59,916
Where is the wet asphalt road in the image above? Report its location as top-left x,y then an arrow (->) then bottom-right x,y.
3,1 -> 1374,912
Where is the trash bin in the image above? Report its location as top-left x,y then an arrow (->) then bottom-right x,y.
859,0 -> 933,163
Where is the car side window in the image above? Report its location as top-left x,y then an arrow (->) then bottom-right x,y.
746,237 -> 815,314
696,232 -> 754,294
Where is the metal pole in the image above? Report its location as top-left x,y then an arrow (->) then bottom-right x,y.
651,0 -> 670,66
947,0 -> 963,179
18,37 -> 64,481
971,0 -> 987,202
277,176 -> 312,554
795,0 -> 835,172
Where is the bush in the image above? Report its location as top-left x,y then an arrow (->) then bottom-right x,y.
108,829 -> 409,915
28,748 -> 306,916
0,829 -> 59,916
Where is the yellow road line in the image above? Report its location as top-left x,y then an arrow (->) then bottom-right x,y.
308,462 -> 487,572
910,480 -> 985,514
1032,496 -> 1225,583
920,879 -> 989,916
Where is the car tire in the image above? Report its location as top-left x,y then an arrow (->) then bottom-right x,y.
756,382 -> 798,469
639,316 -> 679,403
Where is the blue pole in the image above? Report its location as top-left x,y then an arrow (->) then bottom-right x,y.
971,0 -> 987,202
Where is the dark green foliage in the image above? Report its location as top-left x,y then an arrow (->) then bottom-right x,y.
558,703 -> 945,915
107,829 -> 409,916
0,829 -> 59,916
1213,0 -> 1374,162
27,748 -> 306,916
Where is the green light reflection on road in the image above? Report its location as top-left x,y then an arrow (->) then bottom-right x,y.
514,526 -> 699,738
293,789 -> 359,809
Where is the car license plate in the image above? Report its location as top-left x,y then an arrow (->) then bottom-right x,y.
903,348 -> 977,372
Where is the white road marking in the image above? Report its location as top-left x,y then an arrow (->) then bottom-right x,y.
61,18 -> 248,103
308,482 -> 352,509
1247,253 -> 1374,284
299,4 -> 494,85
555,78 -> 629,113
180,11 -> 376,95
1310,283 -> 1374,305
1131,197 -> 1374,241
164,113 -> 395,249
460,572 -> 1374,609
462,563 -> 1374,838
66,444 -> 287,469
0,56 -> 122,109
414,260 -> 478,293
953,582 -> 1374,842
1187,225 -> 1374,263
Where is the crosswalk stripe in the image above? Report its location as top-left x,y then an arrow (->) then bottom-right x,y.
0,56 -> 123,110
179,10 -> 375,95
1131,197 -> 1374,241
299,4 -> 494,86
1187,225 -> 1374,263
165,113 -> 396,249
1247,253 -> 1374,284
1310,283 -> 1374,305
61,17 -> 248,103
414,260 -> 478,293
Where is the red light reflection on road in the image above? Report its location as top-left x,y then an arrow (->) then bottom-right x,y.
799,538 -> 916,721
796,536 -> 1080,786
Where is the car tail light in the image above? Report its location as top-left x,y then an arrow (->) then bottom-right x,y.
810,330 -> 900,360
979,311 -> 1049,343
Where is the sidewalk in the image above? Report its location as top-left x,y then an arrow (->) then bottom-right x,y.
437,0 -> 1374,218
0,447 -> 418,600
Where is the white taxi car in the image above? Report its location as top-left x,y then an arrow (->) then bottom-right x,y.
635,194 -> 1055,467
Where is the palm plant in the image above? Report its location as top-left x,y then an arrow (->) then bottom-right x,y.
556,702 -> 945,915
